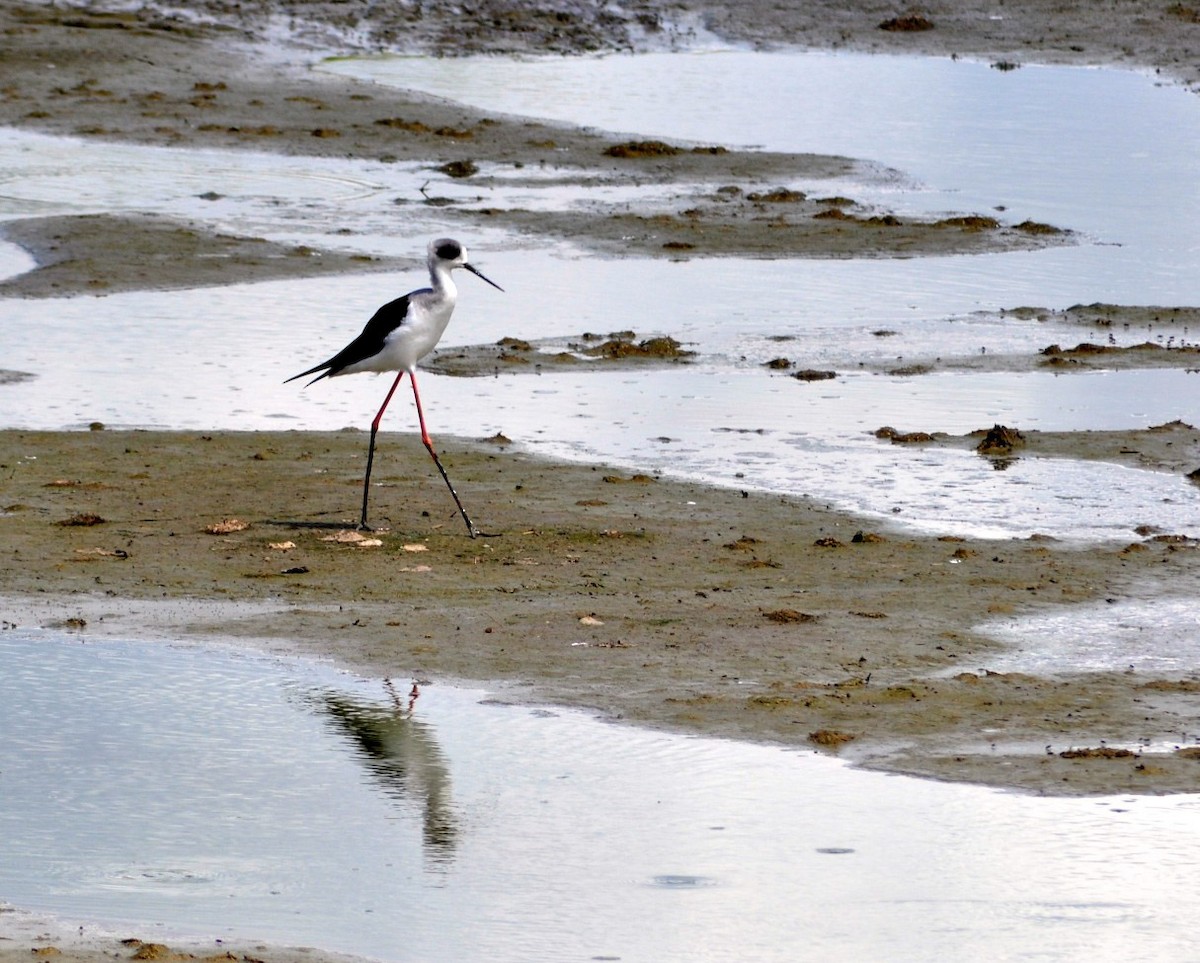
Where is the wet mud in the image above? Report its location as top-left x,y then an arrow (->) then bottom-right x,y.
3,426 -> 1200,804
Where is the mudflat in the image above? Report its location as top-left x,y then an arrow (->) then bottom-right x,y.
2,0 -> 1200,957
6,422 -> 1200,798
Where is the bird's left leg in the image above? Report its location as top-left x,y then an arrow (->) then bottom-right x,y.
359,371 -> 406,530
409,372 -> 495,538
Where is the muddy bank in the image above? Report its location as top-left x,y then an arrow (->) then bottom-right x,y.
16,0 -> 1195,89
875,420 -> 1200,477
0,1 -> 1073,273
0,213 -> 409,298
0,909 -> 370,963
0,0 -> 1196,287
4,427 -> 1200,798
753,302 -> 1200,377
428,301 -> 1200,380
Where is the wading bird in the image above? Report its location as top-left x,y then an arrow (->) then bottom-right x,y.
287,238 -> 503,536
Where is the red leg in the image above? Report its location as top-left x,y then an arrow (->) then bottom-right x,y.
409,372 -> 487,538
409,371 -> 436,450
373,371 -> 407,434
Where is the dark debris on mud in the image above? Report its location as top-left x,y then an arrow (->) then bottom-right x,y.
426,330 -> 696,377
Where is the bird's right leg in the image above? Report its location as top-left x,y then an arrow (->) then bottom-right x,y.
359,371 -> 406,530
409,373 -> 495,538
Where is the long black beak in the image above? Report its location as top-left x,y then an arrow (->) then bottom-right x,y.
464,262 -> 504,292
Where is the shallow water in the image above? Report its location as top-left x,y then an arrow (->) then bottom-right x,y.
3,632 -> 1200,961
326,50 -> 1200,295
3,52 -> 1200,540
982,596 -> 1200,675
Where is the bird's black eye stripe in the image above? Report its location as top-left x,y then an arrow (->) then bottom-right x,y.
435,241 -> 462,260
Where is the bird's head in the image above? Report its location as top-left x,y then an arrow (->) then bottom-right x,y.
430,238 -> 504,291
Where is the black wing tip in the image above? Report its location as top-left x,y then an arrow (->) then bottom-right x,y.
284,366 -> 334,387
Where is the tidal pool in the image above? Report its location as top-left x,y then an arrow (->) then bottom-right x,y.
2,631 -> 1199,961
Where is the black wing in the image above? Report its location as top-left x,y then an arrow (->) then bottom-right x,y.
285,294 -> 414,386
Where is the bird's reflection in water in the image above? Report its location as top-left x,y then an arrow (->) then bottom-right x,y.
317,680 -> 459,865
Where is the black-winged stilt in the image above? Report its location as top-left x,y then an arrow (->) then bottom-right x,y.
287,238 -> 503,536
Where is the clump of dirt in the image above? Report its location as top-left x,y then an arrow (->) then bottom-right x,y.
936,215 -> 1000,231
747,188 -> 807,203
1044,341 -> 1170,358
56,513 -> 106,526
375,116 -> 431,133
204,518 -> 250,534
810,729 -> 856,747
762,608 -> 818,624
425,331 -> 699,375
975,424 -> 1025,454
879,14 -> 935,31
1167,3 -> 1200,23
1043,342 -> 1108,356
1015,220 -> 1063,235
438,159 -> 479,178
875,426 -> 935,443
603,140 -> 681,158
602,473 -> 657,484
1059,747 -> 1137,759
583,334 -> 694,360
815,210 -> 904,226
